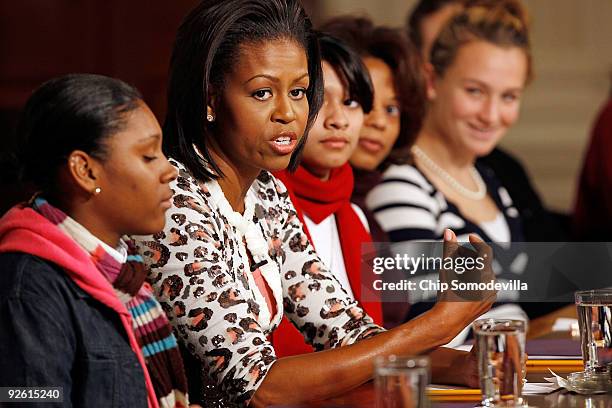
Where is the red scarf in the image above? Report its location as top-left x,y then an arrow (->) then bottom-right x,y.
273,164 -> 383,357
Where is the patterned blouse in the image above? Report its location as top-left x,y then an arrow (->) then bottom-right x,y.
134,159 -> 383,405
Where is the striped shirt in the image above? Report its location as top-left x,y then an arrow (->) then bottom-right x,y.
366,163 -> 524,243
366,162 -> 529,309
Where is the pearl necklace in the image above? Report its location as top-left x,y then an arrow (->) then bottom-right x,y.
412,145 -> 487,201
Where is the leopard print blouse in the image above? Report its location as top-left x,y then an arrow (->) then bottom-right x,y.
134,159 -> 384,405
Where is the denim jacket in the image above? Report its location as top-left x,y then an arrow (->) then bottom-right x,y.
0,252 -> 147,407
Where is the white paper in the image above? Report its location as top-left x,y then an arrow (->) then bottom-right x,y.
446,344 -> 473,352
427,382 -> 560,395
522,382 -> 561,394
552,317 -> 578,332
528,355 -> 581,360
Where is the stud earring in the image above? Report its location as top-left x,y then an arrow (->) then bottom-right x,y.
93,187 -> 102,195
206,106 -> 215,122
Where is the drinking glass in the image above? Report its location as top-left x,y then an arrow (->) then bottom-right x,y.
575,289 -> 612,375
374,355 -> 430,408
473,319 -> 526,407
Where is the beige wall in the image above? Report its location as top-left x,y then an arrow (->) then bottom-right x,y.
317,0 -> 612,212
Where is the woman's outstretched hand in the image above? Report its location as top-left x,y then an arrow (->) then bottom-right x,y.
433,229 -> 496,329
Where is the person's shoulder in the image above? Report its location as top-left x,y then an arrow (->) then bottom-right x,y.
366,162 -> 442,222
252,171 -> 299,232
165,157 -> 218,220
380,163 -> 434,193
350,203 -> 370,232
368,163 -> 436,202
476,147 -> 529,183
591,98 -> 612,137
169,158 -> 213,199
598,98 -> 612,118
0,252 -> 78,302
168,157 -> 190,178
477,148 -> 537,205
254,171 -> 290,203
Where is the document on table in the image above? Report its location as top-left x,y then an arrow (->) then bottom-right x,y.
522,382 -> 562,394
428,382 -> 560,396
448,338 -> 583,360
525,338 -> 582,361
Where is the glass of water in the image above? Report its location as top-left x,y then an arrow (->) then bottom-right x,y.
473,319 -> 526,407
575,289 -> 612,374
374,355 -> 430,408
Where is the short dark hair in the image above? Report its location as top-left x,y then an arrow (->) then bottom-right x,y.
407,0 -> 463,53
16,73 -> 142,193
321,16 -> 426,170
164,0 -> 324,181
318,32 -> 374,114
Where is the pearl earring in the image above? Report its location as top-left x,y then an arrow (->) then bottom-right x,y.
93,187 -> 102,195
206,105 -> 215,122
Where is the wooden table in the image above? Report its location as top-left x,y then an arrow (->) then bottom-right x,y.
273,307 -> 612,407
527,304 -> 577,340
273,366 -> 612,407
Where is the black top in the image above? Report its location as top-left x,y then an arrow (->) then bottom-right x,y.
479,148 -> 571,317
478,147 -> 571,242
